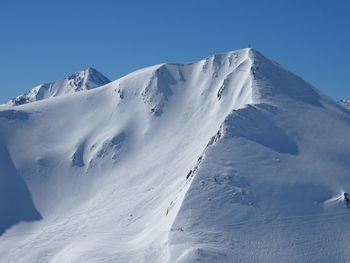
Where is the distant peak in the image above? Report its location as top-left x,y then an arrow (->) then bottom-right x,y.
68,67 -> 110,81
8,68 -> 111,106
85,67 -> 102,75
340,99 -> 350,107
87,67 -> 98,71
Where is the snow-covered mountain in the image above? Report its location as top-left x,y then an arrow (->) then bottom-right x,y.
340,99 -> 350,108
1,48 -> 350,263
7,67 -> 110,106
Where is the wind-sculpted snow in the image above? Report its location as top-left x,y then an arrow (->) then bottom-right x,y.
224,104 -> 299,154
1,48 -> 350,262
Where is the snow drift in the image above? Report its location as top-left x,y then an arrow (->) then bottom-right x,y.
1,48 -> 350,263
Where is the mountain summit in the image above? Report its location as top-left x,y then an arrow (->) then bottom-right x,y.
340,99 -> 350,108
1,48 -> 350,263
7,67 -> 110,106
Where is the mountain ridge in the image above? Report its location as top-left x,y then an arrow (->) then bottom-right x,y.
1,48 -> 350,262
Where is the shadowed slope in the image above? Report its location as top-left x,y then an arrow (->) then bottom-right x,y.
0,137 -> 41,235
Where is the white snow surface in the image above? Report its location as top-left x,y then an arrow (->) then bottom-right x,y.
6,67 -> 110,106
1,48 -> 350,262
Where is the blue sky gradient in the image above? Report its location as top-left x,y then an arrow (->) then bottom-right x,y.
1,0 -> 349,102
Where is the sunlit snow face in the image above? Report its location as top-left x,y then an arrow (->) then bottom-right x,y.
1,48 -> 350,263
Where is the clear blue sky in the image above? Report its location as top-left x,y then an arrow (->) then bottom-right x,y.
1,0 -> 349,103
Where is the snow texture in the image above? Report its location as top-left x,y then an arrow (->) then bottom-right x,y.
1,48 -> 350,262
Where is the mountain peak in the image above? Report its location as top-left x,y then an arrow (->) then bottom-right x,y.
340,99 -> 350,107
65,67 -> 111,91
8,68 -> 110,106
114,47 -> 324,119
1,48 -> 350,262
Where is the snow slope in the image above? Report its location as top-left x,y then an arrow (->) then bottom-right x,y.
6,67 -> 110,106
1,48 -> 350,263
